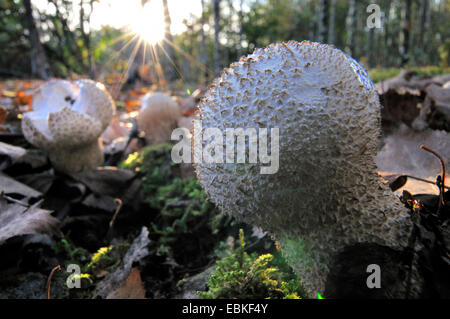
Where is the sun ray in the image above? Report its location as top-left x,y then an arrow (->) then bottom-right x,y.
157,40 -> 184,82
112,36 -> 143,98
162,37 -> 208,73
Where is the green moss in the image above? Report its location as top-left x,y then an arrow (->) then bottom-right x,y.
120,144 -> 232,261
52,238 -> 91,273
368,66 -> 450,83
119,143 -> 174,176
368,68 -> 401,83
198,229 -> 303,299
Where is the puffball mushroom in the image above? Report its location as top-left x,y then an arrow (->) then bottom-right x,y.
22,79 -> 115,174
137,92 -> 181,145
195,41 -> 414,297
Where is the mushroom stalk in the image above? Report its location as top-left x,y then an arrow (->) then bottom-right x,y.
47,138 -> 104,173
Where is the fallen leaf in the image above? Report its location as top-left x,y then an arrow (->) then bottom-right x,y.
0,198 -> 60,245
1,90 -> 17,98
379,172 -> 408,191
0,142 -> 48,170
13,90 -> 33,107
376,126 -> 450,181
106,267 -> 146,299
0,172 -> 42,198
70,167 -> 137,198
125,99 -> 140,113
0,106 -> 7,124
0,141 -> 27,161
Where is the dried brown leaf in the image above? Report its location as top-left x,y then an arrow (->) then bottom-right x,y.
0,198 -> 60,245
106,267 -> 146,299
379,172 -> 408,191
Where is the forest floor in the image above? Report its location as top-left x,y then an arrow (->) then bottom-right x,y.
0,68 -> 449,299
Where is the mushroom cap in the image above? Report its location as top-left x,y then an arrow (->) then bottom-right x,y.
195,41 -> 412,294
21,79 -> 115,173
137,92 -> 181,144
22,79 -> 115,151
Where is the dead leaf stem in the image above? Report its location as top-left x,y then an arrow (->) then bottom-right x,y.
46,265 -> 61,299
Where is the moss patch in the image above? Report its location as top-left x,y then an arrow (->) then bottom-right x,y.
199,229 -> 304,299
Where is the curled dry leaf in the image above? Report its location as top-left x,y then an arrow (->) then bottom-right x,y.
105,267 -> 146,299
0,172 -> 42,198
0,198 -> 60,245
0,141 -> 48,170
378,172 -> 408,191
70,167 -> 137,198
0,141 -> 26,161
376,126 -> 450,183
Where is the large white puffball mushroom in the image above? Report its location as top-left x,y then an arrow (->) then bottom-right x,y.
22,79 -> 115,174
195,41 -> 413,296
137,92 -> 181,145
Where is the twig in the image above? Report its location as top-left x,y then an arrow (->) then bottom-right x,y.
405,175 -> 449,190
109,198 -> 123,229
105,198 -> 123,242
46,265 -> 61,299
419,144 -> 447,215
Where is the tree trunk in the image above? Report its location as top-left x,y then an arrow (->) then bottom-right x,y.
316,0 -> 329,43
79,0 -> 95,77
383,1 -> 391,67
399,0 -> 412,66
419,0 -> 430,65
23,0 -> 52,79
345,0 -> 356,56
199,0 -> 208,83
327,0 -> 336,44
367,27 -> 375,68
161,0 -> 177,82
237,0 -> 244,58
213,0 -> 221,76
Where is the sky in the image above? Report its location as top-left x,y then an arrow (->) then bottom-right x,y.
90,0 -> 202,35
32,0 -> 203,35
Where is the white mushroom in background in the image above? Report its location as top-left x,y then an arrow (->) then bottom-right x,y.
195,41 -> 414,297
137,92 -> 181,145
22,79 -> 115,174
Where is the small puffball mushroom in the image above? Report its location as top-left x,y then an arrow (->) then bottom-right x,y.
137,92 -> 181,145
22,79 -> 115,174
195,41 -> 414,297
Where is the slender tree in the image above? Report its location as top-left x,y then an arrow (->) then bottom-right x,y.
199,0 -> 208,83
418,0 -> 430,64
316,0 -> 329,43
213,0 -> 221,76
367,27 -> 375,68
79,0 -> 95,77
237,0 -> 244,58
161,0 -> 177,81
345,0 -> 356,56
23,0 -> 52,79
399,0 -> 412,66
328,0 -> 336,44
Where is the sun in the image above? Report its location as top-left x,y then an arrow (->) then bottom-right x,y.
130,1 -> 165,45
